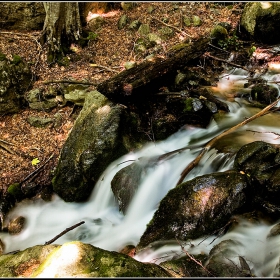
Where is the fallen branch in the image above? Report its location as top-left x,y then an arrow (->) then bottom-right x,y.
176,97 -> 280,186
176,238 -> 215,276
204,52 -> 250,72
44,221 -> 85,245
151,17 -> 193,38
43,80 -> 97,85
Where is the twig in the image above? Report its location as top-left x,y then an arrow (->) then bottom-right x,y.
44,221 -> 85,245
208,43 -> 230,54
90,64 -> 120,73
247,129 -> 280,139
151,17 -> 193,38
197,219 -> 234,246
43,80 -> 97,85
176,97 -> 280,186
21,153 -> 54,184
176,238 -> 215,276
0,139 -> 16,146
0,140 -> 16,154
204,52 -> 250,72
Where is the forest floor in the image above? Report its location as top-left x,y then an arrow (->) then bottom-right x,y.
0,2 -> 243,196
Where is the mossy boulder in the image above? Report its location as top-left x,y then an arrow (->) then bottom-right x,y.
136,170 -> 249,251
233,141 -> 280,214
0,55 -> 32,114
0,241 -> 171,277
240,2 -> 280,44
0,3 -> 45,30
52,90 -> 128,202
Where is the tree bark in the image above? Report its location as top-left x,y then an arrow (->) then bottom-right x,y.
96,37 -> 210,103
41,2 -> 82,63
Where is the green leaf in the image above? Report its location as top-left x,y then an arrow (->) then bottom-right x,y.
31,158 -> 40,166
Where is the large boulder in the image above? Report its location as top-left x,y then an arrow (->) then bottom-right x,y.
240,2 -> 280,44
0,241 -> 171,277
52,90 -> 128,202
0,54 -> 33,114
0,2 -> 45,30
233,141 -> 280,217
136,170 -> 249,251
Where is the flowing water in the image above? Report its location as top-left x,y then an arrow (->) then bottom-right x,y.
2,67 -> 280,277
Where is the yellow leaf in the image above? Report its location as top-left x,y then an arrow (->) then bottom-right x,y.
32,158 -> 40,166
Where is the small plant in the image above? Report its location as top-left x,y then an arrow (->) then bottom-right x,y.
87,32 -> 98,41
218,32 -> 243,51
248,45 -> 256,57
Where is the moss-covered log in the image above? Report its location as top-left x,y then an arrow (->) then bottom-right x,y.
96,37 -> 210,103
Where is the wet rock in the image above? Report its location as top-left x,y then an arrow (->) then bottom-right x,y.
0,241 -> 171,277
7,216 -> 26,235
111,157 -> 158,214
52,90 -> 128,202
233,141 -> 280,218
205,239 -> 252,277
251,83 -> 278,105
136,170 -> 249,251
160,254 -> 209,277
234,141 -> 278,184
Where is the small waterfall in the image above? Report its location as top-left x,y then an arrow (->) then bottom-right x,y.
1,67 -> 280,276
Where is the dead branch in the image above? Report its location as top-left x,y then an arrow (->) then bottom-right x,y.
176,97 -> 280,186
204,52 -> 250,72
176,238 -> 215,276
44,221 -> 85,245
151,17 -> 193,38
21,153 -> 54,184
43,80 -> 97,85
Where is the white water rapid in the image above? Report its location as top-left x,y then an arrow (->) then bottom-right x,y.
2,67 -> 280,277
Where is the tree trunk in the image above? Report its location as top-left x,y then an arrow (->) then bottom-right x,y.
96,37 -> 210,103
41,2 -> 82,63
